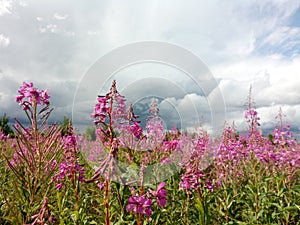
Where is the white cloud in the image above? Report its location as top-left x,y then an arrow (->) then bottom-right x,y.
210,54 -> 300,132
96,0 -> 300,63
53,13 -> 68,20
87,30 -> 101,36
259,26 -> 300,56
39,24 -> 59,33
0,34 -> 10,47
258,104 -> 300,132
264,26 -> 300,46
159,94 -> 212,130
0,0 -> 12,16
19,1 -> 28,7
0,0 -> 300,134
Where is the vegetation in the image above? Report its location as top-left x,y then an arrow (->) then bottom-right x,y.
0,113 -> 14,137
0,81 -> 299,224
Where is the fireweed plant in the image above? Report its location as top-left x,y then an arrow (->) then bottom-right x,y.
84,80 -> 169,225
1,82 -> 64,224
0,80 -> 299,224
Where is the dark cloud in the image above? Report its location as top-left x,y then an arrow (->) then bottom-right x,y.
1,0 -> 300,135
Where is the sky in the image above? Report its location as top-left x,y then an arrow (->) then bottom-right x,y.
0,0 -> 300,136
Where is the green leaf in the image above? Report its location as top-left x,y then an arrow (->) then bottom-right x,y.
284,206 -> 300,212
195,197 -> 205,225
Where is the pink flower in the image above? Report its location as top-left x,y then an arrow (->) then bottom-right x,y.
150,182 -> 168,207
126,194 -> 152,217
205,179 -> 214,192
55,183 -> 63,191
244,108 -> 260,131
63,135 -> 77,149
15,82 -> 50,110
164,140 -> 178,153
129,121 -> 143,139
0,130 -> 7,141
91,96 -> 108,124
112,95 -> 127,120
95,180 -> 105,190
52,161 -> 85,190
179,170 -> 206,191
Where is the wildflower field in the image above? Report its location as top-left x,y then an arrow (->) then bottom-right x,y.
0,81 -> 300,225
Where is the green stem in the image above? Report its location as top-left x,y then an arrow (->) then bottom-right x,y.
74,174 -> 80,225
116,186 -> 124,215
184,192 -> 190,224
105,178 -> 110,225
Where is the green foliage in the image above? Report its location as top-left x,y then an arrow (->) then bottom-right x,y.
60,116 -> 72,136
1,142 -> 300,224
84,126 -> 96,141
0,113 -> 14,137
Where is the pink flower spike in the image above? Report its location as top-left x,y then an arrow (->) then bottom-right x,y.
16,82 -> 51,110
